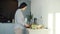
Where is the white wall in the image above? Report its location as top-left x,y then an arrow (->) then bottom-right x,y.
31,0 -> 60,27
47,0 -> 60,13
31,0 -> 48,27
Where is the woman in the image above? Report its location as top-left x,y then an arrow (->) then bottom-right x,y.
14,2 -> 30,34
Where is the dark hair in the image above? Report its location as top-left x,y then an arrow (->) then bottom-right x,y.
18,2 -> 27,9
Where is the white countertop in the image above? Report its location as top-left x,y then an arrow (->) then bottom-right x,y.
27,28 -> 49,34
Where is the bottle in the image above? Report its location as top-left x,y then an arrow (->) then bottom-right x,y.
34,18 -> 37,24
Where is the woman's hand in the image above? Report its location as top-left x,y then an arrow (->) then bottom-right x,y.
24,24 -> 30,28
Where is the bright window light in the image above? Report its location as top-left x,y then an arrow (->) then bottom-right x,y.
55,13 -> 60,34
48,13 -> 53,34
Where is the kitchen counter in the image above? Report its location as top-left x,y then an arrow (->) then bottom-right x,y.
27,28 -> 49,34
